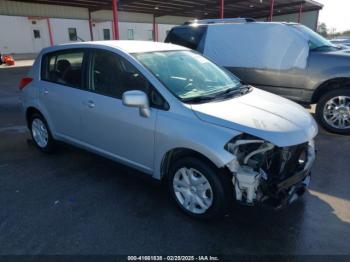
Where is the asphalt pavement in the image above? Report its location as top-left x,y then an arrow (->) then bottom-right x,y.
0,65 -> 350,256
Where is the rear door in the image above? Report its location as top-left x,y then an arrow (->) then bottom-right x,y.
40,49 -> 87,141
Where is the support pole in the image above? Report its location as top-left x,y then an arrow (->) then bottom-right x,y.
220,0 -> 224,19
298,4 -> 303,23
112,21 -> 115,39
112,0 -> 119,40
46,18 -> 54,46
153,15 -> 158,42
314,10 -> 320,31
88,10 -> 94,41
269,0 -> 275,22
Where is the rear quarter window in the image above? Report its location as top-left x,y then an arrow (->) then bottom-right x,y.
165,26 -> 207,51
41,49 -> 85,89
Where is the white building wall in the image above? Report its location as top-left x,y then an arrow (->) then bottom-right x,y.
257,11 -> 319,30
92,21 -> 176,42
159,24 -> 177,42
50,18 -> 91,44
92,22 -> 113,41
0,14 -> 177,55
121,22 -> 155,41
0,0 -> 320,55
0,15 -> 50,54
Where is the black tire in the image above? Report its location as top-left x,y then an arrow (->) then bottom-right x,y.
167,156 -> 233,220
316,89 -> 350,135
29,113 -> 55,153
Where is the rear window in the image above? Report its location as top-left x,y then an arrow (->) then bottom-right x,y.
165,26 -> 207,51
41,49 -> 85,88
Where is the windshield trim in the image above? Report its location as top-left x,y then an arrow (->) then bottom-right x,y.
132,50 -> 242,104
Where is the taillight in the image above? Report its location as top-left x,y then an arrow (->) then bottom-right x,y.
19,77 -> 33,90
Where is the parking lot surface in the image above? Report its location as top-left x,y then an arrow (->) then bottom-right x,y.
0,65 -> 350,255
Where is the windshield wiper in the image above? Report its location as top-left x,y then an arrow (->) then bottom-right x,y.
312,45 -> 335,51
182,95 -> 218,104
183,85 -> 252,104
215,85 -> 252,99
239,84 -> 253,94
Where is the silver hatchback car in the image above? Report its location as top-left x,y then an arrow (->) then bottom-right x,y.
20,41 -> 317,219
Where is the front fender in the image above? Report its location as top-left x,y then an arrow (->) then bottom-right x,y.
153,110 -> 239,180
310,67 -> 350,92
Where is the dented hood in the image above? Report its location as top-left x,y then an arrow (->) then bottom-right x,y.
190,88 -> 318,147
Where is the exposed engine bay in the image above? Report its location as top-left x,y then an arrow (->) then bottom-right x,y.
226,134 -> 316,208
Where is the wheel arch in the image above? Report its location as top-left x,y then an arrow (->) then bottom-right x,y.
25,106 -> 56,139
312,77 -> 350,104
160,147 -> 228,181
25,106 -> 43,129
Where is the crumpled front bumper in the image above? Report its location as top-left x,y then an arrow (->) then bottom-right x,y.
261,173 -> 311,209
260,142 -> 316,209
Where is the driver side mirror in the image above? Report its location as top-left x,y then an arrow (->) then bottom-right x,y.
122,90 -> 150,118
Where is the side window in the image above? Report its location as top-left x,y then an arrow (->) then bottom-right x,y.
103,29 -> 111,40
147,30 -> 153,41
33,30 -> 41,39
127,29 -> 135,40
42,50 -> 84,88
68,28 -> 77,41
89,50 -> 168,110
165,26 -> 207,51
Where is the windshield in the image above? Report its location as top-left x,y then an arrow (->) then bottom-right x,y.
133,51 -> 242,102
292,25 -> 337,51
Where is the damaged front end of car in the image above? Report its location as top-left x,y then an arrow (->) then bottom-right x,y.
225,134 -> 316,208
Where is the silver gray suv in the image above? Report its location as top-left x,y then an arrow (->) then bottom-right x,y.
20,41 -> 317,219
166,20 -> 350,135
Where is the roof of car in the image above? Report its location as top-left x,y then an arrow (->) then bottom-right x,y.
174,21 -> 299,28
54,40 -> 189,54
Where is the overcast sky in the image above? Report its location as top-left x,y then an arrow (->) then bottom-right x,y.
316,0 -> 350,32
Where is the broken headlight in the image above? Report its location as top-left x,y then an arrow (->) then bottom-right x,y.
225,134 -> 275,172
224,134 -> 275,204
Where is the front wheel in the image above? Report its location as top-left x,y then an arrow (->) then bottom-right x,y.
167,157 -> 232,219
316,89 -> 350,135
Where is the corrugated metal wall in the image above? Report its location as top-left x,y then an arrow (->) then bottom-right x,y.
0,0 -> 88,19
0,0 -> 192,24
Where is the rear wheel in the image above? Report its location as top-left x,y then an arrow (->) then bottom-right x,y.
316,89 -> 350,135
29,113 -> 55,153
167,157 -> 232,219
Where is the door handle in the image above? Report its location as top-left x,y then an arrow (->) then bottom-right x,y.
87,100 -> 95,108
43,89 -> 49,95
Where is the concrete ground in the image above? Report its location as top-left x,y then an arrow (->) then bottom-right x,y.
0,65 -> 350,256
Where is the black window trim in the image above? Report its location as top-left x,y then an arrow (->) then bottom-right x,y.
68,27 -> 78,41
165,25 -> 208,52
85,48 -> 169,111
40,48 -> 89,90
103,28 -> 111,40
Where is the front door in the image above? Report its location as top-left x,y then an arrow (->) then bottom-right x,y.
228,67 -> 307,102
81,49 -> 158,173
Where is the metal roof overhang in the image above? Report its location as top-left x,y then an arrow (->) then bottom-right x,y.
9,0 -> 323,19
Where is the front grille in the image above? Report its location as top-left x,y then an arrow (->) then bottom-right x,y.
262,143 -> 309,182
